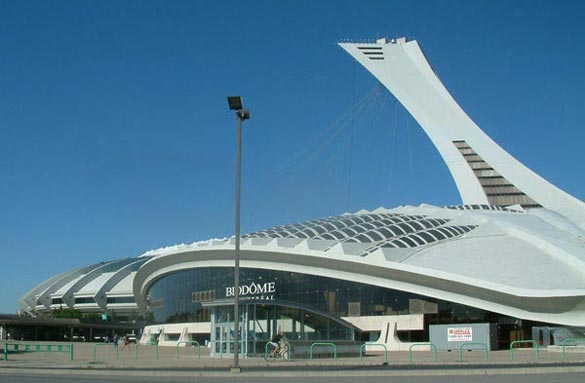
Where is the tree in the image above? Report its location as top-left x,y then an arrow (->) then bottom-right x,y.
51,308 -> 82,319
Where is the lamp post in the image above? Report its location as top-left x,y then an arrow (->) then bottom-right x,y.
227,96 -> 250,373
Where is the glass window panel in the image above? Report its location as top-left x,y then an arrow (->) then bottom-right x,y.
426,229 -> 446,241
409,221 -> 425,230
365,231 -> 383,241
449,226 -> 465,235
408,234 -> 426,245
312,226 -> 326,235
339,219 -> 356,226
369,220 -> 385,228
341,227 -> 357,236
397,223 -> 415,233
440,227 -> 458,237
302,228 -> 318,237
418,220 -> 433,229
390,239 -> 409,248
361,215 -> 374,222
425,219 -> 439,226
400,237 -> 417,247
331,221 -> 346,229
389,226 -> 405,235
417,231 -> 436,243
354,234 -> 370,243
377,228 -> 393,239
331,231 -> 346,240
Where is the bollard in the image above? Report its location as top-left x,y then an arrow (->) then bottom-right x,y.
359,343 -> 388,364
176,340 -> 201,359
309,342 -> 337,361
509,340 -> 539,361
408,343 -> 437,363
93,343 -> 118,361
561,338 -> 585,361
458,342 -> 488,362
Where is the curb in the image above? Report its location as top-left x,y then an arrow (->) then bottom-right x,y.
3,362 -> 585,378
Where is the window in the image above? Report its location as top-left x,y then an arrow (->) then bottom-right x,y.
106,297 -> 135,304
74,297 -> 95,304
365,231 -> 383,241
417,231 -> 436,243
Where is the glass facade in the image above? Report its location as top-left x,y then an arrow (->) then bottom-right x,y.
147,267 -> 503,343
207,303 -> 356,356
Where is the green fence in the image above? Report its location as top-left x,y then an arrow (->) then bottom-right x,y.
4,342 -> 73,361
359,343 -> 388,364
562,338 -> 585,361
509,340 -> 539,361
309,342 -> 337,360
408,343 -> 437,363
176,340 -> 201,359
93,343 -> 118,361
458,342 -> 488,362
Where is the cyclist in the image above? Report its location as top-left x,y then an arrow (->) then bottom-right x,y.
120,334 -> 131,351
269,331 -> 286,358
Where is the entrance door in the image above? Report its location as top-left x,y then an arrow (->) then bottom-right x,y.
213,323 -> 230,356
211,305 -> 247,357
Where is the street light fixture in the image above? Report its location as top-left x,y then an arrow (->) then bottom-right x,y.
227,96 -> 243,111
227,96 -> 250,373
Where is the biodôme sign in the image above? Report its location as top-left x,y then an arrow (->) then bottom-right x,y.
225,282 -> 276,300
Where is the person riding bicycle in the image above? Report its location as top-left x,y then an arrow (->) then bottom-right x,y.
269,330 -> 286,357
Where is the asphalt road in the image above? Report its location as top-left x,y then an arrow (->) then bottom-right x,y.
1,372 -> 584,383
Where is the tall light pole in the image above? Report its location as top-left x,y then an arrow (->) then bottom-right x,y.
227,96 -> 250,373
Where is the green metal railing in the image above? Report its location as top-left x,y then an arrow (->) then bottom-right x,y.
458,342 -> 488,362
309,342 -> 337,360
561,338 -> 585,361
176,340 -> 201,359
4,342 -> 73,361
408,343 -> 437,363
264,341 -> 292,361
136,341 -> 159,360
264,342 -> 271,360
359,343 -> 388,364
509,340 -> 539,361
93,343 -> 118,361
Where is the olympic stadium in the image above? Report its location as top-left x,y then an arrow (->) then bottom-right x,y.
17,37 -> 585,356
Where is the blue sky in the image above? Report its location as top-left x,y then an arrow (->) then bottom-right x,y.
1,0 -> 584,313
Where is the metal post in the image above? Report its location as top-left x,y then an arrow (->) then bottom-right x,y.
226,97 -> 249,373
232,114 -> 242,372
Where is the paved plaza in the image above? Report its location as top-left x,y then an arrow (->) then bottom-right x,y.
2,341 -> 585,377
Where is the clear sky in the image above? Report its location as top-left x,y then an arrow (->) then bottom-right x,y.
1,0 -> 584,313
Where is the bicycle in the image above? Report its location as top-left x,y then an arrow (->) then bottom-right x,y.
265,342 -> 291,361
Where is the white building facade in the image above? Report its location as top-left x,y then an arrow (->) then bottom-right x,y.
20,37 -> 585,355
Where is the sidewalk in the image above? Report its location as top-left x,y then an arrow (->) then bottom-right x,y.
2,342 -> 585,377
